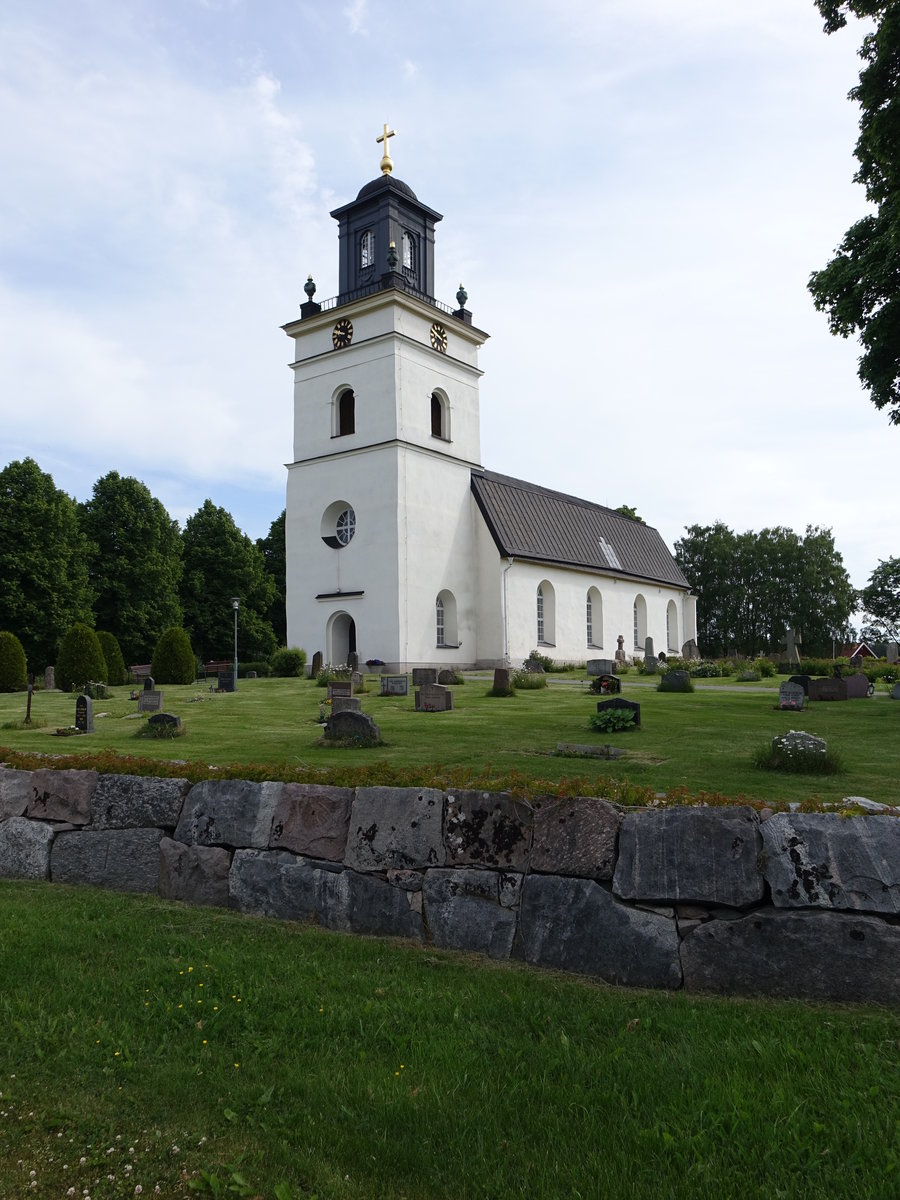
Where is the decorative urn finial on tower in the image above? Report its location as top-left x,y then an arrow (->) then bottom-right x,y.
376,123 -> 396,175
453,281 -> 472,325
300,274 -> 321,319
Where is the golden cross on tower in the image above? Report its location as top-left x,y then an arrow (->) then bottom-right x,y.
376,123 -> 396,175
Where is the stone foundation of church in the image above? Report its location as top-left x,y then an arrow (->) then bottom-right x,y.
1,767 -> 897,1006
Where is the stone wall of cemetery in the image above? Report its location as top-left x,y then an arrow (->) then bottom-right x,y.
1,767 -> 898,1006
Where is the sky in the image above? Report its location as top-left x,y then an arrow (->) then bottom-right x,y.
0,0 -> 893,597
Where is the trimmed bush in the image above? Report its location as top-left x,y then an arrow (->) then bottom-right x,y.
56,624 -> 107,693
0,631 -> 27,692
97,631 -> 128,686
151,627 -> 196,684
271,646 -> 307,677
523,650 -> 553,673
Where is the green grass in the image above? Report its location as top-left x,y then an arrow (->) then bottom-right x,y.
1,675 -> 899,806
0,882 -> 897,1200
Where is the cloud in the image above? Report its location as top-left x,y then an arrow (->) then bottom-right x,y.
343,0 -> 368,35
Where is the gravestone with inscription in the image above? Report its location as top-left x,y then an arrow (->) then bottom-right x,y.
412,668 -> 438,687
845,672 -> 871,699
328,680 -> 353,702
138,689 -> 164,713
788,674 -> 812,695
643,637 -> 657,673
324,710 -> 380,742
416,683 -> 453,711
75,694 -> 94,733
658,670 -> 691,692
331,696 -> 362,715
492,668 -> 511,692
808,677 -> 847,702
350,670 -> 364,690
596,697 -> 641,728
347,651 -> 359,672
143,676 -> 155,692
615,634 -> 627,664
217,672 -> 235,693
779,681 -> 805,710
380,675 -> 409,696
681,639 -> 699,660
587,659 -> 615,677
44,666 -> 55,691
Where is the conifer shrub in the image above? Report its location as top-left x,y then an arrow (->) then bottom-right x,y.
271,646 -> 307,677
96,631 -> 128,686
56,624 -> 108,692
151,627 -> 196,684
0,631 -> 27,692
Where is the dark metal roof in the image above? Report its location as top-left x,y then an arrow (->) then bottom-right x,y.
470,470 -> 690,589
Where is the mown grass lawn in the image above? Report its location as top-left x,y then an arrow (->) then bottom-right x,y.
0,883 -> 897,1200
1,674 -> 898,806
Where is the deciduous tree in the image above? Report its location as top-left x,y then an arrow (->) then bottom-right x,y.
180,501 -> 277,663
0,459 -> 94,668
808,2 -> 900,422
859,556 -> 900,638
256,509 -> 287,646
79,472 -> 182,665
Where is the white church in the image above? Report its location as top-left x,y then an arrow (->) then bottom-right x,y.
283,130 -> 697,671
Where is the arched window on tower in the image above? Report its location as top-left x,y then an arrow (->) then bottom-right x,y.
431,391 -> 449,440
336,389 -> 355,436
360,230 -> 374,269
436,590 -> 458,647
402,230 -> 417,277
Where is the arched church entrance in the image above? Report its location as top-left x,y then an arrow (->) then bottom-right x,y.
327,611 -> 357,666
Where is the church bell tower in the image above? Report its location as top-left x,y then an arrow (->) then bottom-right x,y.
282,127 -> 489,671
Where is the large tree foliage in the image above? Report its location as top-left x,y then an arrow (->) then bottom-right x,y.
808,2 -> 900,422
859,556 -> 900,637
675,523 -> 856,656
256,509 -> 287,646
79,472 -> 183,665
0,459 -> 94,668
180,500 -> 277,663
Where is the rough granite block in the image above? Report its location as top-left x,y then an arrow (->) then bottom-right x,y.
0,816 -> 55,879
50,827 -> 163,892
27,769 -> 97,825
270,783 -> 353,860
345,787 -> 445,871
444,791 -> 532,869
532,796 -> 620,879
91,774 -> 190,830
174,779 -> 281,848
423,868 -> 518,958
159,837 -> 231,907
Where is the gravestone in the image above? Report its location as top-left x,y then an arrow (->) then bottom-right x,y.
492,667 -> 511,691
595,674 -> 621,694
323,709 -> 380,742
331,696 -> 362,715
328,680 -> 353,701
143,676 -> 155,692
891,683 -> 900,701
587,659 -> 615,677
782,627 -> 801,663
416,683 -> 454,711
217,672 -> 235,693
681,639 -> 699,660
380,674 -> 409,696
138,689 -> 164,713
311,650 -> 323,677
412,667 -> 438,686
643,637 -> 657,673
347,651 -> 359,671
779,681 -> 805,710
437,669 -> 458,684
350,670 -> 364,690
887,642 -> 899,665
788,674 -> 811,695
246,670 -> 258,679
808,677 -> 847,702
658,670 -> 691,692
147,712 -> 183,734
772,730 -> 826,763
615,634 -> 627,664
44,666 -> 55,691
596,697 -> 641,728
845,672 -> 870,699
75,694 -> 94,733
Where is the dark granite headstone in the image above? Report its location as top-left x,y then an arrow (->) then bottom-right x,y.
412,668 -> 438,687
380,674 -> 409,696
147,712 -> 183,734
788,674 -> 811,695
311,650 -> 323,677
845,672 -> 870,699
75,694 -> 93,733
596,697 -> 641,728
808,677 -> 847,702
658,670 -> 691,692
217,672 -> 235,693
347,651 -> 359,671
643,637 -> 657,673
143,676 -> 155,691
323,710 -> 380,742
437,669 -> 458,685
416,683 -> 453,711
138,689 -> 164,713
492,667 -> 511,691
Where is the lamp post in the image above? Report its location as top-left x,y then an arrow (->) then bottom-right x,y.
231,597 -> 240,690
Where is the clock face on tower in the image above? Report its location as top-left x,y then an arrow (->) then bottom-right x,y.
332,318 -> 353,349
430,322 -> 448,353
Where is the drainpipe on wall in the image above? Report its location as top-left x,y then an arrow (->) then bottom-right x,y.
502,557 -> 514,665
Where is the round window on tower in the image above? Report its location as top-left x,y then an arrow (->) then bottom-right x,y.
321,500 -> 356,549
